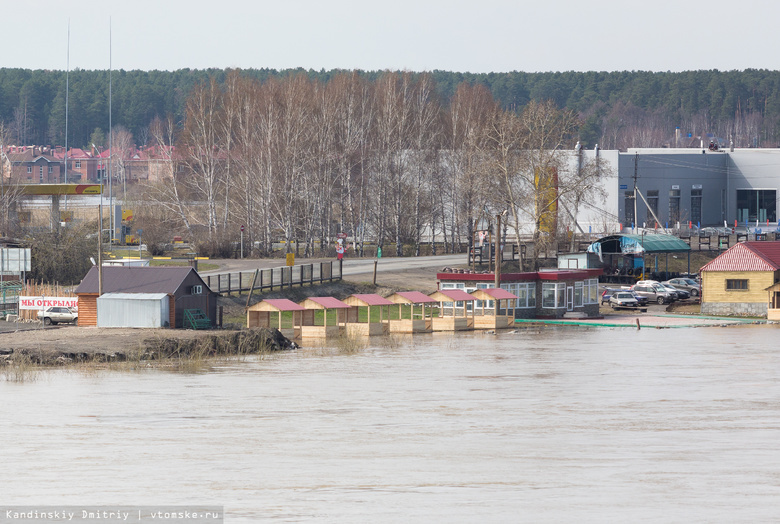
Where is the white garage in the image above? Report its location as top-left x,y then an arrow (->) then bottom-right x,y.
96,292 -> 170,328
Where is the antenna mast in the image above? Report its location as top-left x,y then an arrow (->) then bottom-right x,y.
109,18 -> 113,244
64,19 -> 70,212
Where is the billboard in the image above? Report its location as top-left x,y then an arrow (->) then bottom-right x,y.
15,184 -> 103,196
19,296 -> 78,310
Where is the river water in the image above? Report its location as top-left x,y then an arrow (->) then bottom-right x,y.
2,325 -> 780,523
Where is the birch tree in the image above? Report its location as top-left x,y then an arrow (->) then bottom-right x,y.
179,78 -> 224,238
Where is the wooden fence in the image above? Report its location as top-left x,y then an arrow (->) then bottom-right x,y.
204,261 -> 342,295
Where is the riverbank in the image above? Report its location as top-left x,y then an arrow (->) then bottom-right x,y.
0,326 -> 294,367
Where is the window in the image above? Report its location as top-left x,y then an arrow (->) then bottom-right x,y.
48,166 -> 53,174
736,189 -> 776,223
587,278 -> 599,304
75,160 -> 81,169
505,282 -> 535,309
191,285 -> 203,295
39,166 -> 43,183
646,190 -> 659,224
691,188 -> 702,226
542,282 -> 565,309
725,279 -> 748,291
26,166 -> 31,173
669,189 -> 680,224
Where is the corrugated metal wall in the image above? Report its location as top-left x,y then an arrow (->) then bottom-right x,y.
96,293 -> 170,328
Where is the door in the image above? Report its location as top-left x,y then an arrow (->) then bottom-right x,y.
566,286 -> 574,311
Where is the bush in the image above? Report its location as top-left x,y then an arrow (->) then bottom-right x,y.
194,239 -> 235,259
26,224 -> 98,285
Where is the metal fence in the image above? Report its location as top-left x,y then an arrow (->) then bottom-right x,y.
204,261 -> 342,295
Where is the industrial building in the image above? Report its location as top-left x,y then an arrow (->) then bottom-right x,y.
565,147 -> 780,235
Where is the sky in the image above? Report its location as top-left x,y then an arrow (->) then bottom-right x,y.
6,0 -> 780,73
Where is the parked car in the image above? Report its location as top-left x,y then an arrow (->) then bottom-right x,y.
602,286 -> 648,306
664,277 -> 701,297
37,306 -> 78,325
659,282 -> 690,300
609,291 -> 640,310
600,288 -> 624,305
631,283 -> 676,304
629,291 -> 650,306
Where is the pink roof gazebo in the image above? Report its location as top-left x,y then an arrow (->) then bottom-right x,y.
342,294 -> 395,335
298,297 -> 350,337
246,298 -> 307,337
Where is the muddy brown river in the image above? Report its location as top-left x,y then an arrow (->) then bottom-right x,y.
2,325 -> 779,522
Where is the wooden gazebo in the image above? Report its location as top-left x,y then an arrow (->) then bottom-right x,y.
428,289 -> 476,331
342,294 -> 394,336
385,291 -> 437,333
298,296 -> 350,338
246,298 -> 305,339
470,288 -> 518,329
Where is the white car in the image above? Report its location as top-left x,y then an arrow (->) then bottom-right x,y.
37,306 -> 78,325
609,292 -> 640,310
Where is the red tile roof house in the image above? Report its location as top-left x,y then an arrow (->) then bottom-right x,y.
75,266 -> 218,328
700,241 -> 780,318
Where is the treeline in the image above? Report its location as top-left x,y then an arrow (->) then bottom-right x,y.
136,71 -> 605,265
3,68 -> 780,150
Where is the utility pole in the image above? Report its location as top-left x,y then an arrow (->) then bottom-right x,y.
98,204 -> 103,297
633,152 -> 639,234
495,212 -> 502,290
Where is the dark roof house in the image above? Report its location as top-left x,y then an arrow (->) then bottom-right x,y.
75,266 -> 217,328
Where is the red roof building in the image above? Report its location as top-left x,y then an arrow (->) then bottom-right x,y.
700,241 -> 780,317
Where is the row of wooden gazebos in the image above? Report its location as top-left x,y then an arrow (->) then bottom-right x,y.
246,288 -> 519,339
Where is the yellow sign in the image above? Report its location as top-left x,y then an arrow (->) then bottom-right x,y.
122,209 -> 134,221
286,253 -> 295,266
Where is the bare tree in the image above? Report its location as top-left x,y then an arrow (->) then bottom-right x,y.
179,78 -> 225,238
410,73 -> 442,256
483,100 -> 581,267
447,82 -> 496,252
143,115 -> 194,237
110,125 -> 134,199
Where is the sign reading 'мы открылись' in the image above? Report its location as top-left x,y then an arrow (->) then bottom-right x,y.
0,507 -> 223,524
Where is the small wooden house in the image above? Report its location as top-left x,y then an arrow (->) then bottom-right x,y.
342,294 -> 394,336
428,289 -> 476,331
247,299 -> 305,339
701,241 -> 780,317
74,266 -> 217,328
470,288 -> 518,329
385,291 -> 436,333
298,296 -> 350,338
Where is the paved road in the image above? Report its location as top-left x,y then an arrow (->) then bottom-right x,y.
340,254 -> 465,277
199,254 -> 467,277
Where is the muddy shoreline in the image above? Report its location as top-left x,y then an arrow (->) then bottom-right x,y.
0,326 -> 294,366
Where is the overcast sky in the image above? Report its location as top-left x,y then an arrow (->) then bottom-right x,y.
8,0 -> 779,73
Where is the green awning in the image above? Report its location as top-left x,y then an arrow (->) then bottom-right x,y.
588,234 -> 691,255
